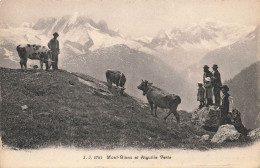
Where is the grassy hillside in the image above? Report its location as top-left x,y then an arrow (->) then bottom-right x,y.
0,68 -> 253,150
225,62 -> 260,129
61,44 -> 196,111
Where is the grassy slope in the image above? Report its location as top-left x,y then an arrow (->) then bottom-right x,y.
0,68 -> 253,150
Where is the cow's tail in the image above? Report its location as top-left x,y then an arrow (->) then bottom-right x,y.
16,45 -> 21,53
106,71 -> 110,81
16,45 -> 23,58
16,45 -> 20,51
120,73 -> 126,87
106,71 -> 113,88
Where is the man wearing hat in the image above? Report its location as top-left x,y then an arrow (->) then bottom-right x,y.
220,85 -> 249,134
212,64 -> 222,106
48,32 -> 60,70
220,85 -> 231,125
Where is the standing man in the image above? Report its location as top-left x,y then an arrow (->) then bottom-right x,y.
212,64 -> 222,106
48,32 -> 60,70
220,85 -> 231,125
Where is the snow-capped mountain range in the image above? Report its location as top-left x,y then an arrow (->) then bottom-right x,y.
185,25 -> 259,83
0,14 -> 160,67
0,14 -> 258,79
145,20 -> 255,50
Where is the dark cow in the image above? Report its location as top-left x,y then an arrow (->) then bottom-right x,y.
106,70 -> 126,95
137,80 -> 181,123
16,44 -> 53,70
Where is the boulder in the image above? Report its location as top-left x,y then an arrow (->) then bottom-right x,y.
192,106 -> 221,128
21,105 -> 28,111
248,127 -> 260,140
200,134 -> 210,141
211,124 -> 241,143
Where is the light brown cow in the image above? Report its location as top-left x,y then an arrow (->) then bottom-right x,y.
137,80 -> 181,123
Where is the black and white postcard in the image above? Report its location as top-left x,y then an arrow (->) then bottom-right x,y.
0,0 -> 259,167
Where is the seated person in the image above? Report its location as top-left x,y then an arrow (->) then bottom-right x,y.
229,109 -> 249,135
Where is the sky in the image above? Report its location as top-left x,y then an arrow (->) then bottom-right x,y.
0,0 -> 259,37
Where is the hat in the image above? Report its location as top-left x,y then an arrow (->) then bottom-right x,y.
221,85 -> 229,91
212,64 -> 218,68
53,32 -> 59,37
205,77 -> 211,82
203,65 -> 209,69
197,82 -> 203,86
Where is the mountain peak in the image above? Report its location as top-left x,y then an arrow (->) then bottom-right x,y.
20,22 -> 33,28
32,15 -> 120,38
156,30 -> 169,40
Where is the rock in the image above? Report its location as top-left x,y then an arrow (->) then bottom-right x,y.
211,124 -> 241,143
192,106 -> 221,128
200,134 -> 210,141
199,146 -> 209,150
68,80 -> 75,86
33,65 -> 39,69
38,112 -> 51,116
33,72 -> 41,75
30,65 -> 39,69
78,77 -> 112,96
21,105 -> 28,111
248,127 -> 260,140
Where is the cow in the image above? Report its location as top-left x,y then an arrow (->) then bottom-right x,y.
16,44 -> 53,70
137,80 -> 181,124
106,70 -> 126,95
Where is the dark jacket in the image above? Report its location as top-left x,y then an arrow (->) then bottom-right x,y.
48,38 -> 59,51
230,109 -> 249,135
212,70 -> 222,87
221,93 -> 230,113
